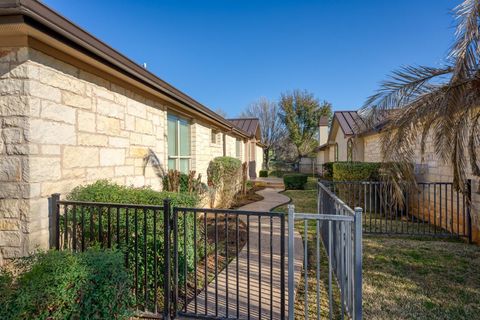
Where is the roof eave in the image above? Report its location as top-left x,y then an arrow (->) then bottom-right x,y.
0,0 -> 252,137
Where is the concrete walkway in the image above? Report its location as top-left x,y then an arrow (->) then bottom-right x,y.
186,188 -> 303,319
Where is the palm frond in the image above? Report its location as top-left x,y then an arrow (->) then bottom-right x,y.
450,0 -> 480,79
360,65 -> 452,127
469,110 -> 480,176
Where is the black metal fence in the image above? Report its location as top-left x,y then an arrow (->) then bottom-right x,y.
321,180 -> 473,241
287,181 -> 363,320
50,195 -> 169,317
49,195 -> 286,319
172,207 -> 286,319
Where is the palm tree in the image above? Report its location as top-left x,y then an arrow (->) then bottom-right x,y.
361,0 -> 480,194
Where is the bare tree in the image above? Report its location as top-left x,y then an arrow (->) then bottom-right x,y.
240,97 -> 285,170
213,107 -> 228,118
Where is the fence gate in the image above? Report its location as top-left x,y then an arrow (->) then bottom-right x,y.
168,207 -> 286,319
287,182 -> 363,320
50,187 -> 362,320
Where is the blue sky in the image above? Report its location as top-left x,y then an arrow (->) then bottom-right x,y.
43,0 -> 456,117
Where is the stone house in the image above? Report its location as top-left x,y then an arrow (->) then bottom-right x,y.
316,111 -> 366,165
315,110 -> 480,242
0,1 -> 264,264
227,118 -> 264,178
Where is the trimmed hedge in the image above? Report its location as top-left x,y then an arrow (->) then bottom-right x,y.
0,248 -> 133,320
207,157 -> 242,187
259,170 -> 268,177
332,162 -> 381,181
207,157 -> 242,208
68,180 -> 198,207
283,173 -> 308,190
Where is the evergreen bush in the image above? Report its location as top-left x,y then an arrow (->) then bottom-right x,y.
283,173 -> 308,190
207,157 -> 242,208
332,162 -> 381,181
0,248 -> 133,320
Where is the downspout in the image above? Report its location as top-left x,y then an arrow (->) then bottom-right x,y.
222,133 -> 226,157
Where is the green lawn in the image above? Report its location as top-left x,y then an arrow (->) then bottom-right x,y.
273,189 -> 480,320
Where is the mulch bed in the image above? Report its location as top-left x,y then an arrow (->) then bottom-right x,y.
230,185 -> 265,209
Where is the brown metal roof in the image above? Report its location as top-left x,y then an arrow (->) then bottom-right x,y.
333,111 -> 367,136
0,0 -> 252,139
227,118 -> 260,138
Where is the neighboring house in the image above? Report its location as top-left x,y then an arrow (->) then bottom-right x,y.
227,118 -> 264,178
316,110 -> 480,242
316,111 -> 366,166
0,1 -> 263,264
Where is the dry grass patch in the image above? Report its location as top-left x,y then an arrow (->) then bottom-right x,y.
274,189 -> 480,320
363,237 -> 480,320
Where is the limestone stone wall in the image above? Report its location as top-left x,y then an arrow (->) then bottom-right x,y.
362,131 -> 480,242
191,121 -> 224,182
0,48 -> 31,265
224,134 -> 237,158
363,134 -> 382,162
255,145 -> 263,176
0,46 -> 168,263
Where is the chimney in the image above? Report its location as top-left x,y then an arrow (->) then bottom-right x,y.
318,116 -> 329,145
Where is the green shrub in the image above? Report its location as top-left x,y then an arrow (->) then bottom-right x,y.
207,157 -> 242,208
259,170 -> 268,177
68,179 -> 198,207
304,177 -> 318,190
0,269 -> 12,305
207,157 -> 242,186
283,173 -> 308,190
322,162 -> 334,179
66,180 -> 198,306
0,248 -> 133,320
269,170 -> 289,177
332,162 -> 381,181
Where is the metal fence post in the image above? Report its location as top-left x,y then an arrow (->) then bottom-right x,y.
287,204 -> 295,320
49,193 -> 60,249
163,199 -> 172,320
317,182 -> 321,214
280,213 -> 286,319
353,207 -> 363,320
466,179 -> 473,244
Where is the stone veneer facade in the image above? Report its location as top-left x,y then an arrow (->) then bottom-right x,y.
0,46 -> 252,264
363,131 -> 480,242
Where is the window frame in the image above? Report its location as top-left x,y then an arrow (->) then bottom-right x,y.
334,143 -> 339,162
167,114 -> 191,173
235,139 -> 242,159
211,129 -> 219,144
347,138 -> 353,162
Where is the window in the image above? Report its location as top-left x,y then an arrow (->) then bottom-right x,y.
167,114 -> 190,173
236,139 -> 242,159
347,138 -> 353,162
211,129 -> 218,144
334,143 -> 339,162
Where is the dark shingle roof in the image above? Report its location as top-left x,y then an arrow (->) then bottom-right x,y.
227,118 -> 260,138
334,111 -> 367,136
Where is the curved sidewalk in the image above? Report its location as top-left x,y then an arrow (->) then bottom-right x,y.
187,188 -> 304,319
